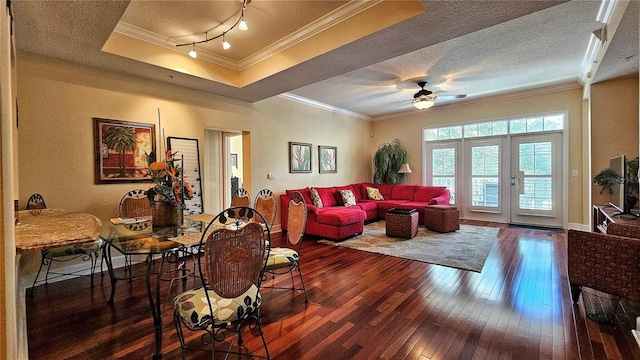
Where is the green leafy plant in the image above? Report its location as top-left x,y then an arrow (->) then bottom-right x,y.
593,168 -> 623,195
373,139 -> 408,184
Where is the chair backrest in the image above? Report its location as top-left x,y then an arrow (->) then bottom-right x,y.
231,188 -> 251,208
26,193 -> 47,210
254,189 -> 277,230
287,191 -> 307,247
199,206 -> 270,298
119,189 -> 152,218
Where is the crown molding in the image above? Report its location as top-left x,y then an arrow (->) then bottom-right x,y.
279,93 -> 371,121
372,81 -> 583,122
113,1 -> 382,72
237,1 -> 382,70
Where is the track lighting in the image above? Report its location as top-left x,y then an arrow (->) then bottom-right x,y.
238,7 -> 248,31
222,34 -> 231,50
176,0 -> 249,55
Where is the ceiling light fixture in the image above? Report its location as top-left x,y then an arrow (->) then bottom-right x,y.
175,0 -> 249,55
413,97 -> 435,110
222,34 -> 231,50
238,4 -> 248,31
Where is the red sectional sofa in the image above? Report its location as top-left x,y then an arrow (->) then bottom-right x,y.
280,182 -> 450,240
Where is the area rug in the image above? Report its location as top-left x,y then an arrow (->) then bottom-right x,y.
318,221 -> 499,272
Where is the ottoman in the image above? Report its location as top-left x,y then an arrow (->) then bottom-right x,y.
386,208 -> 419,239
424,205 -> 460,233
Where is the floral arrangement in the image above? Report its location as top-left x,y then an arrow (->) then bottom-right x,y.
146,150 -> 194,208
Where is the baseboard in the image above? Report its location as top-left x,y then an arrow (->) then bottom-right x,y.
566,222 -> 590,231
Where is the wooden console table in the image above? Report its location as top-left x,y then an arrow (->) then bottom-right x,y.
593,205 -> 640,233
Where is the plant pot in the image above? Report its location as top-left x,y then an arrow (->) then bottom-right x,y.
151,201 -> 182,228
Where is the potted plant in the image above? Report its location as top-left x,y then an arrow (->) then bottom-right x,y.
146,150 -> 195,227
373,139 -> 408,184
593,168 -> 623,195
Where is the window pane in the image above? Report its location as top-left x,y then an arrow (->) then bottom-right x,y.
433,148 -> 455,175
471,178 -> 499,207
464,124 -> 478,138
493,121 -> 508,135
449,126 -> 463,138
520,142 -> 552,175
544,114 -> 564,130
425,128 -> 438,141
471,145 -> 500,207
510,119 -> 526,134
526,117 -> 544,132
519,178 -> 552,210
433,177 -> 456,204
478,122 -> 492,136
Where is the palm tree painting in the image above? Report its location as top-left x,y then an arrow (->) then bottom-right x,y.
289,142 -> 312,173
94,118 -> 155,184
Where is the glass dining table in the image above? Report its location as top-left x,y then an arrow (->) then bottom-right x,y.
100,215 -> 210,359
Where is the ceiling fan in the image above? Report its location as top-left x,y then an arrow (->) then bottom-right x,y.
412,81 -> 466,110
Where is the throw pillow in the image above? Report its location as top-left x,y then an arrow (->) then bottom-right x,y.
310,188 -> 323,208
366,186 -> 384,200
340,189 -> 357,207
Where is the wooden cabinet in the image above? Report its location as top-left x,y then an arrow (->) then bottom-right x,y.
593,205 -> 640,233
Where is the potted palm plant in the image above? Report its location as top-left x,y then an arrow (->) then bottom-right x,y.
373,139 -> 408,184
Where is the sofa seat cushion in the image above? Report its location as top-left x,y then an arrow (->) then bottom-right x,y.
316,207 -> 366,226
374,200 -> 410,211
396,202 -> 429,212
355,201 -> 378,212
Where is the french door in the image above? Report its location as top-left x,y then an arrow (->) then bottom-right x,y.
509,133 -> 562,228
427,132 -> 563,227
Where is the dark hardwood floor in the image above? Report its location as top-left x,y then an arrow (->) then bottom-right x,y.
27,220 -> 640,359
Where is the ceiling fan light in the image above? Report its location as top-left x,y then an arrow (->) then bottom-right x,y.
413,98 -> 434,110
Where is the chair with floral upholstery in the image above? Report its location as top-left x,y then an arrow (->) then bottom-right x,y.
173,206 -> 270,359
254,189 -> 277,232
263,190 -> 308,303
28,193 -> 102,296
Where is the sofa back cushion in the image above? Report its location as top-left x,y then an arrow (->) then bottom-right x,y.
352,183 -> 370,201
375,184 -> 394,199
335,185 -> 356,205
413,186 -> 447,202
315,186 -> 338,207
391,185 -> 416,200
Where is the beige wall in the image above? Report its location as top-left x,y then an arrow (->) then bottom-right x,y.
590,74 -> 639,207
371,86 -> 586,226
16,52 -> 373,227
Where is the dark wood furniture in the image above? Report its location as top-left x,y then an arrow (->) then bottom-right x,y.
593,204 -> 640,233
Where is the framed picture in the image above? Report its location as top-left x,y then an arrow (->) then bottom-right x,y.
319,145 -> 337,173
167,137 -> 204,215
289,142 -> 312,173
93,118 -> 155,184
230,153 -> 238,168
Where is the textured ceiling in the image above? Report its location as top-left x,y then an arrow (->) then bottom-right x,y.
10,0 -> 639,119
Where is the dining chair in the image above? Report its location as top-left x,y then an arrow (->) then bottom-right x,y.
28,193 -> 102,296
231,187 -> 251,208
254,189 -> 277,232
173,206 -> 271,359
118,189 -> 153,280
263,190 -> 309,303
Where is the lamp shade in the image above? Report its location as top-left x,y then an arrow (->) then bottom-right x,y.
413,97 -> 434,110
398,163 -> 412,174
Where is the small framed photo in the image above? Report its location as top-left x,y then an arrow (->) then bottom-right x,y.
289,142 -> 312,173
93,118 -> 155,184
230,153 -> 238,168
319,145 -> 337,173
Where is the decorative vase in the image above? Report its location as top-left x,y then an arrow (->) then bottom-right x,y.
151,201 -> 182,228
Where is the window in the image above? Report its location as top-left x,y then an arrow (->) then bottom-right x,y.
432,147 -> 456,203
470,145 -> 500,207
